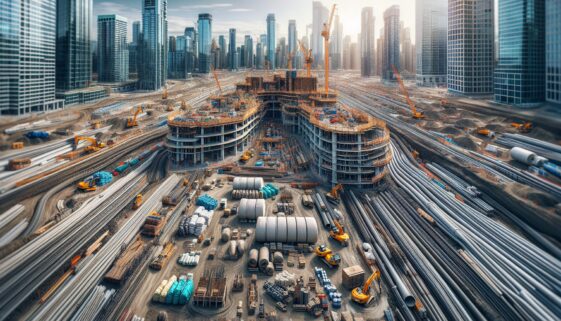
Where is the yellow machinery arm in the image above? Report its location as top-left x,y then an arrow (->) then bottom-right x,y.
363,270 -> 380,294
391,64 -> 424,119
211,65 -> 223,95
298,40 -> 313,77
127,106 -> 142,128
321,4 -> 336,94
330,184 -> 343,199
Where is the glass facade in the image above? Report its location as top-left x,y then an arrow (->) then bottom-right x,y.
546,0 -> 560,104
494,0 -> 545,106
56,0 -> 92,91
0,0 -> 64,115
98,15 -> 129,83
415,0 -> 447,86
447,0 -> 494,95
383,5 -> 400,81
267,14 -> 276,69
198,13 -> 212,73
138,0 -> 167,90
229,28 -> 237,70
185,27 -> 197,73
218,35 -> 226,69
361,7 -> 375,77
245,35 -> 254,68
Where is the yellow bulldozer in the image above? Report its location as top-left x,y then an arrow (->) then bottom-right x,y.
315,244 -> 341,268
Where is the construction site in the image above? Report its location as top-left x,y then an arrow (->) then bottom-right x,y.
0,3 -> 560,321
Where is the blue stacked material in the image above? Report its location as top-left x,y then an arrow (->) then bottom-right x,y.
255,160 -> 264,167
314,267 -> 331,287
260,184 -> 279,199
129,158 -> 140,166
259,152 -> 268,157
179,279 -> 194,304
172,279 -> 186,305
544,162 -> 561,178
196,194 -> 218,210
25,131 -> 49,139
113,163 -> 130,175
92,171 -> 113,186
165,281 -> 178,304
331,292 -> 342,308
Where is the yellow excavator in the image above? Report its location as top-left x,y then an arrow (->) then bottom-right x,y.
315,244 -> 341,268
351,270 -> 381,305
329,219 -> 350,246
325,183 -> 343,203
127,106 -> 143,128
239,150 -> 254,163
74,136 -> 106,153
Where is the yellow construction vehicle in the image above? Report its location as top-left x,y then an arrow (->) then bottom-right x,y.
511,121 -> 532,133
315,244 -> 341,268
74,136 -> 106,153
325,183 -> 343,203
298,40 -> 313,77
127,106 -> 142,128
162,88 -> 168,100
133,194 -> 143,209
239,150 -> 254,163
329,219 -> 350,246
91,120 -> 101,129
77,179 -> 97,192
321,4 -> 337,94
392,64 -> 425,119
11,142 -> 24,149
351,270 -> 381,305
475,128 -> 495,138
40,255 -> 81,304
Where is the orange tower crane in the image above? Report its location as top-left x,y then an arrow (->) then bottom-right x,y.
391,64 -> 425,119
298,40 -> 313,77
321,4 -> 336,94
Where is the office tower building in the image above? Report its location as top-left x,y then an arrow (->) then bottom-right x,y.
278,37 -> 287,68
361,7 -> 375,77
0,0 -> 63,114
129,21 -> 141,76
245,35 -> 254,68
400,26 -> 415,73
168,35 -> 189,79
416,0 -> 447,86
256,43 -> 263,69
229,28 -> 237,70
240,45 -> 246,67
376,37 -> 384,76
494,0 -> 545,105
218,35 -> 227,69
448,0 -> 494,95
546,0 -> 560,104
350,42 -> 360,70
288,20 -> 299,68
383,5 -> 400,81
98,15 -> 129,82
132,21 -> 141,44
267,14 -> 276,69
212,39 -> 220,69
138,0 -> 167,90
343,35 -> 351,70
312,1 -> 329,67
184,27 -> 197,71
330,15 -> 343,70
56,0 -> 92,91
198,13 -> 212,73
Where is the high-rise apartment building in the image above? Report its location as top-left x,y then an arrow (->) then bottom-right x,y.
350,42 -> 360,70
256,43 -> 263,69
218,35 -> 227,69
185,27 -> 197,72
546,0 -> 560,104
361,7 -> 375,77
343,35 -> 351,70
494,0 -> 545,105
229,28 -> 237,70
331,15 -> 343,70
129,21 -> 142,76
0,0 -> 64,114
278,37 -> 287,68
56,0 -> 92,91
267,14 -> 276,69
168,35 -> 189,79
400,26 -> 415,73
245,35 -> 254,68
416,0 -> 447,86
198,13 -> 212,73
448,0 -> 494,95
132,21 -> 141,44
98,15 -> 129,82
376,30 -> 384,76
138,0 -> 168,90
288,20 -> 298,68
312,1 -> 329,67
383,5 -> 400,81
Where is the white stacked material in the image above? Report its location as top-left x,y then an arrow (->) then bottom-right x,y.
153,279 -> 169,302
0,219 -> 28,247
178,252 -> 201,266
194,206 -> 214,224
131,316 -> 145,321
238,198 -> 266,220
274,270 -> 296,287
255,216 -> 318,243
0,204 -> 25,230
233,177 -> 264,190
69,285 -> 115,321
187,215 -> 199,235
160,275 -> 177,303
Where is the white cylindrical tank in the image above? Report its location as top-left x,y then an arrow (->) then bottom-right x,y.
233,177 -> 264,190
305,217 -> 318,243
255,217 -> 318,243
255,217 -> 267,241
295,217 -> 307,243
238,198 -> 266,220
273,251 -> 284,264
258,246 -> 269,269
510,147 -> 536,165
276,216 -> 287,243
221,228 -> 231,242
229,240 -> 237,257
248,249 -> 258,266
237,240 -> 246,255
533,156 -> 548,167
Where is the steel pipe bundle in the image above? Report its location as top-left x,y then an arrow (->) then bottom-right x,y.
69,285 -> 115,321
0,219 -> 28,247
0,204 -> 24,230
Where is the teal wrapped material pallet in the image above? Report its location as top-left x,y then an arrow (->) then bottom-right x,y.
260,184 -> 279,199
179,279 -> 194,304
196,194 -> 218,210
92,171 -> 113,186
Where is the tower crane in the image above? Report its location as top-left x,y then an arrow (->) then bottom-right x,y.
321,4 -> 336,94
351,270 -> 381,305
211,65 -> 223,95
298,40 -> 313,77
287,50 -> 297,70
391,64 -> 424,119
127,106 -> 143,128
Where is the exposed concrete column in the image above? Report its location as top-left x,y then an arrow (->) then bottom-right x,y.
331,131 -> 337,184
358,134 -> 362,186
200,127 -> 205,164
221,125 -> 225,159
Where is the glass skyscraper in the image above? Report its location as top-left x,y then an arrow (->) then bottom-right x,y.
219,35 -> 227,69
361,7 -> 375,77
138,0 -> 168,90
415,0 -> 447,86
198,13 -> 212,73
97,15 -> 129,82
229,28 -> 237,70
447,0 -> 494,95
546,0 -> 560,104
56,0 -> 92,91
185,27 -> 197,73
494,0 -> 545,106
288,20 -> 298,68
383,5 -> 400,81
267,14 -> 276,69
0,0 -> 64,115
245,35 -> 254,68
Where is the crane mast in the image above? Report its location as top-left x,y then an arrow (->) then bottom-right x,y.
321,4 -> 336,95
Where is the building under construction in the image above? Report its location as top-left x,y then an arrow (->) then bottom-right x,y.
166,71 -> 391,188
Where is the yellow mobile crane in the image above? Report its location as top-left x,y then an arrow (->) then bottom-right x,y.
351,270 -> 381,305
329,219 -> 350,246
392,64 -> 424,119
321,4 -> 337,94
298,40 -> 313,77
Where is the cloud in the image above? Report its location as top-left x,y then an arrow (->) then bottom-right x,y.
180,3 -> 233,11
229,8 -> 253,12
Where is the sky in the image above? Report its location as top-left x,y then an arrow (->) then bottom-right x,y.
92,0 -> 418,45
